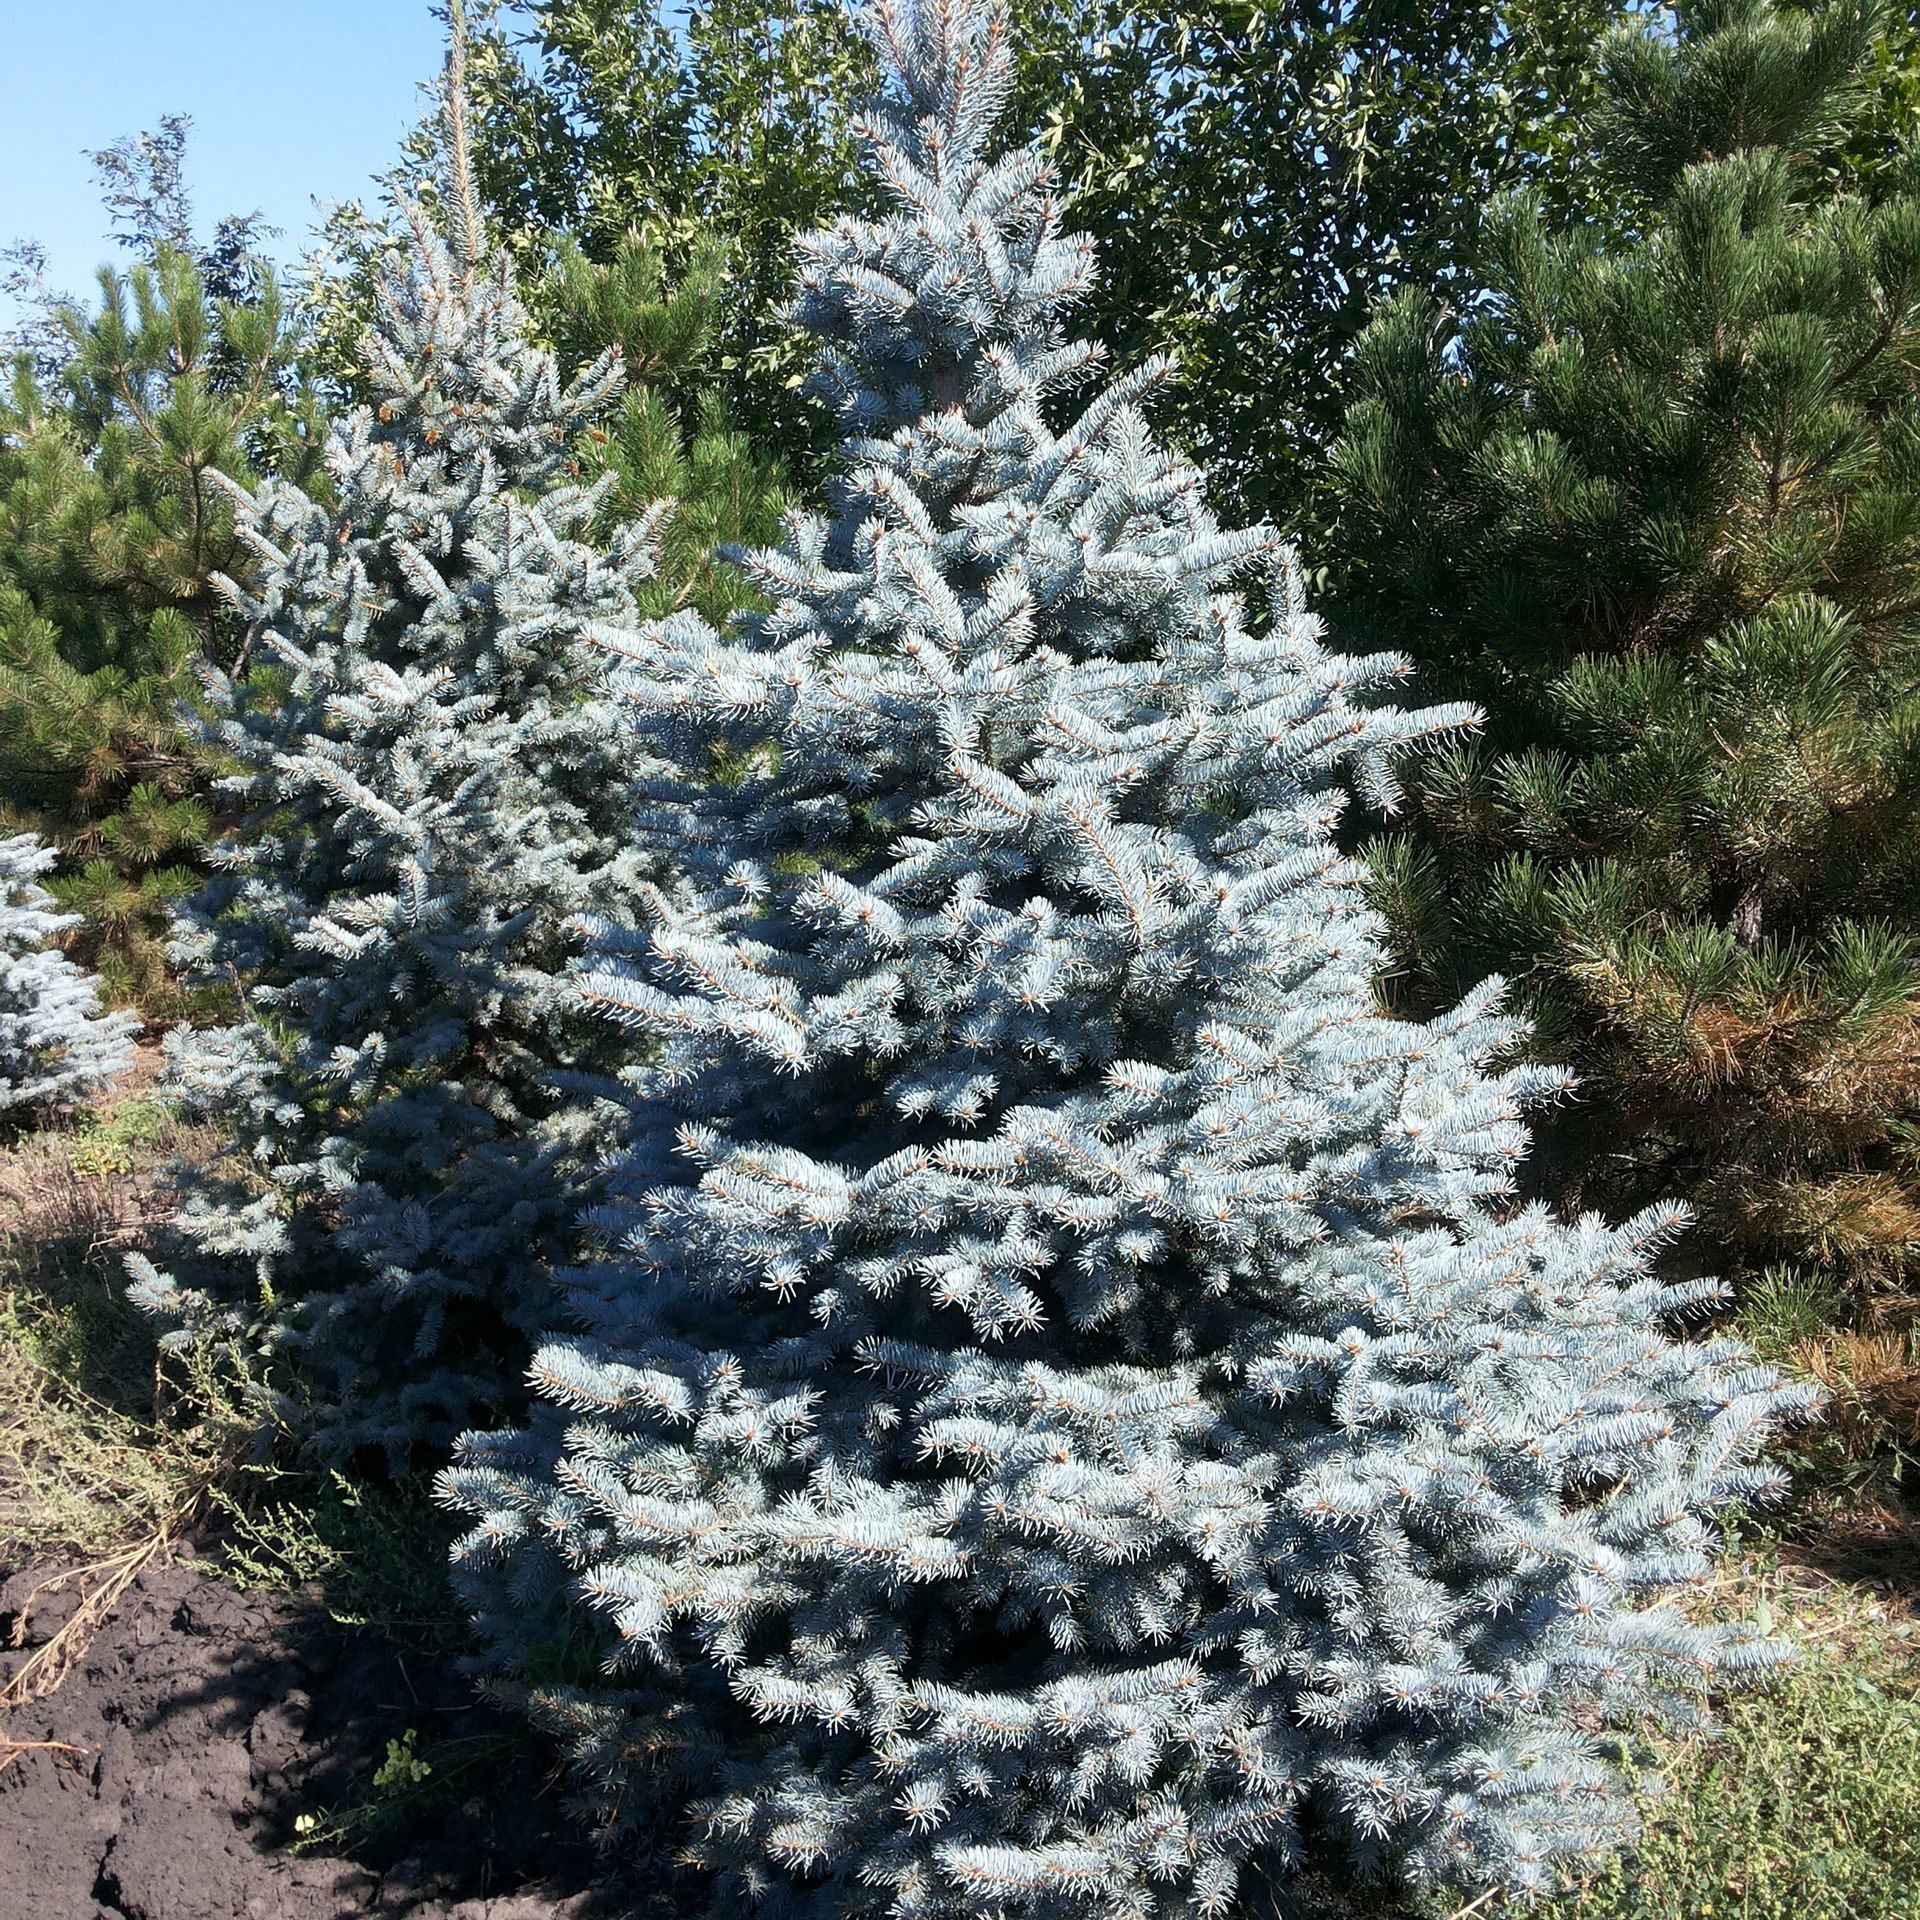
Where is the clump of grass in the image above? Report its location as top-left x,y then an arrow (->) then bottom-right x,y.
0,1075 -> 259,1702
0,1081 -> 244,1573
0,1303 -> 208,1566
214,1469 -> 468,1654
1561,1558 -> 1920,1920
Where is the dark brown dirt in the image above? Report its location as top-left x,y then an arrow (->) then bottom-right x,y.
0,1553 -> 667,1920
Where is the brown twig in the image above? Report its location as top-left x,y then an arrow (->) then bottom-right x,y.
1442,1888 -> 1504,1920
0,1513 -> 196,1711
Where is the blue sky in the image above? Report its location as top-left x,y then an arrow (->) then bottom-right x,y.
0,0 -> 447,310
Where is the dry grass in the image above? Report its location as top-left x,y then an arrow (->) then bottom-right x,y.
0,1063 -> 254,1702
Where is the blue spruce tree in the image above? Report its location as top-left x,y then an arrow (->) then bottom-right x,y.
1,831 -> 137,1112
442,1 -> 1814,1906
128,44 -> 665,1460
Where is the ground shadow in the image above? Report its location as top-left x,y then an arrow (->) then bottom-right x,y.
0,1548 -> 678,1920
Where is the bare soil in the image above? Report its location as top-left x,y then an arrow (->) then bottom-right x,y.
0,1552 -> 668,1920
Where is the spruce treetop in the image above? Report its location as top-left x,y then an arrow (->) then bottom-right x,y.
169,207 -> 649,1099
444,2 -> 1810,1909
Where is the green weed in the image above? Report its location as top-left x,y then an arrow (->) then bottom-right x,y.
213,1469 -> 467,1654
288,1726 -> 517,1856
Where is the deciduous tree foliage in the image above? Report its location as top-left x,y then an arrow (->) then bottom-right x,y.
442,4 -> 1808,1908
1007,0 -> 1658,524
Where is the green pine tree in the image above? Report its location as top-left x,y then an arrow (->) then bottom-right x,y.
1331,0 -> 1920,1469
534,230 -> 787,624
0,233 -> 325,1012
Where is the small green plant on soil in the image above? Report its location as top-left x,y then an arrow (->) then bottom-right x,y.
62,1093 -> 178,1180
287,1727 -> 519,1857
373,1726 -> 435,1791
